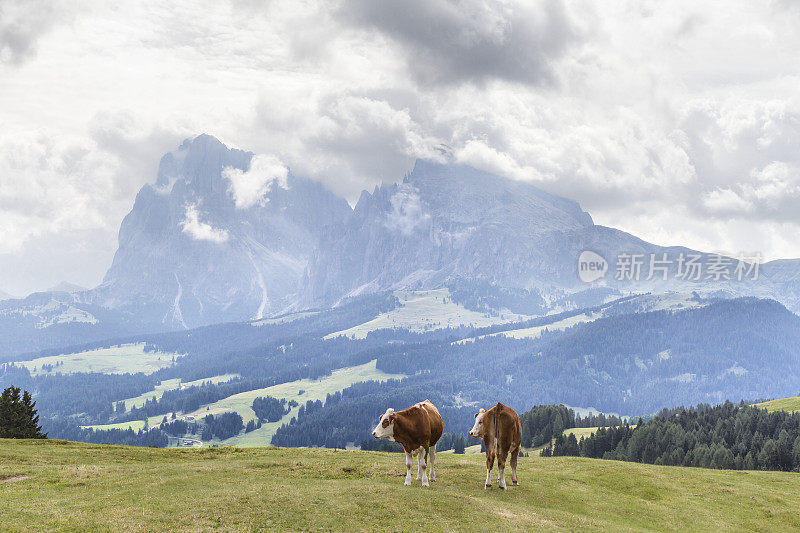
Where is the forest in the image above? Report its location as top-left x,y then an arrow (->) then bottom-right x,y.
545,401 -> 800,472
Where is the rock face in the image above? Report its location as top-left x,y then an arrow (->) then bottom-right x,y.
302,158 -> 800,313
89,135 -> 351,328
304,159 -> 652,306
73,136 -> 800,328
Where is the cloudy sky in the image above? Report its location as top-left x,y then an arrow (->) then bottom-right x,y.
2,0 -> 800,295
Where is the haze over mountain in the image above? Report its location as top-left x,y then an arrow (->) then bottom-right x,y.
87,135 -> 351,328
46,282 -> 87,294
3,134 -> 800,339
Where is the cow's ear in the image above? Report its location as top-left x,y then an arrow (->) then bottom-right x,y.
474,412 -> 479,418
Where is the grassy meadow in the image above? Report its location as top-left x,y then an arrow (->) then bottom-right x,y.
754,396 -> 800,413
13,343 -> 179,376
3,439 -> 800,531
324,289 -> 528,340
196,360 -> 405,447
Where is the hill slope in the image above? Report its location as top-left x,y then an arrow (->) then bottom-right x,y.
754,396 -> 800,413
2,440 -> 800,531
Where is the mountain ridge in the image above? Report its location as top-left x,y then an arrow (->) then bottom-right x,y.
4,134 -> 800,338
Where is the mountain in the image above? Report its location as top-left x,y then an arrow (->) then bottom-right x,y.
303,158 -> 800,314
0,290 -> 15,301
5,135 -> 800,347
46,282 -> 87,294
302,160 -> 694,308
0,291 -> 135,360
87,135 -> 351,329
305,159 -> 596,305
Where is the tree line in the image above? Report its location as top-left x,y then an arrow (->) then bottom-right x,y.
543,401 -> 800,472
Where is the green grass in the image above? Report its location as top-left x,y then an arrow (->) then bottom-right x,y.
325,289 -> 529,340
191,360 -> 404,447
13,343 -> 179,376
753,397 -> 800,413
81,415 -> 167,433
563,426 -> 603,441
82,361 -> 402,443
118,374 -> 240,411
2,439 -> 800,531
563,426 -> 637,442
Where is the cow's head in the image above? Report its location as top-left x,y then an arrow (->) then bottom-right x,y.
372,408 -> 396,440
469,408 -> 487,438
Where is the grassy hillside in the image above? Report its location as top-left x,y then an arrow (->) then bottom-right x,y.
200,359 -> 405,447
12,343 -> 179,376
325,288 -> 529,340
754,396 -> 800,413
3,440 -> 800,531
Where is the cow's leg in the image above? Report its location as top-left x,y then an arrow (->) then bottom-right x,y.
404,451 -> 414,486
429,445 -> 436,482
420,446 -> 430,487
416,447 -> 424,480
510,446 -> 519,486
496,441 -> 509,490
485,447 -> 495,489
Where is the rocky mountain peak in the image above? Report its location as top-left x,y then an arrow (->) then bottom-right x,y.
155,134 -> 252,196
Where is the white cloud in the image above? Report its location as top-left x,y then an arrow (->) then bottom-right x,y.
223,154 -> 288,209
3,0 -> 800,294
703,188 -> 754,214
180,204 -> 229,243
385,184 -> 430,235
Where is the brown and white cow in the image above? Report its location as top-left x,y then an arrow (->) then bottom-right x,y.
372,399 -> 443,486
469,402 -> 522,489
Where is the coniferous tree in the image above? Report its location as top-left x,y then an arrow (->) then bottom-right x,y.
0,386 -> 47,439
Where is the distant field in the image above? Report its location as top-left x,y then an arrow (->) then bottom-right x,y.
82,415 -> 166,432
563,426 -> 603,441
118,374 -> 239,411
325,289 -> 529,340
455,311 -> 600,345
251,310 -> 319,327
455,293 -> 704,345
753,397 -> 800,413
3,439 -> 800,531
184,359 -> 405,447
12,343 -> 179,376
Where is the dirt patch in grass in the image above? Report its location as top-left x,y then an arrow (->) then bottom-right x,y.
0,474 -> 30,483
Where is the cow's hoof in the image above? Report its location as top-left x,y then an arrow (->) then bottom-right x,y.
404,481 -> 412,486
498,485 -> 507,490
485,484 -> 492,489
512,481 -> 519,486
422,481 -> 430,487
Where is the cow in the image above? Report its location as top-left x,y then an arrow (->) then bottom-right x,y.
469,402 -> 522,490
372,399 -> 443,487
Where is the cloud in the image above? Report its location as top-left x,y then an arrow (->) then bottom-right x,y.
4,0 -> 800,294
336,0 -> 584,86
703,188 -> 754,214
0,0 -> 74,65
385,184 -> 430,235
180,204 -> 229,243
223,154 -> 288,209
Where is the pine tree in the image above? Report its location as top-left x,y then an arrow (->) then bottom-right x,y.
454,434 -> 466,454
0,386 -> 47,439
